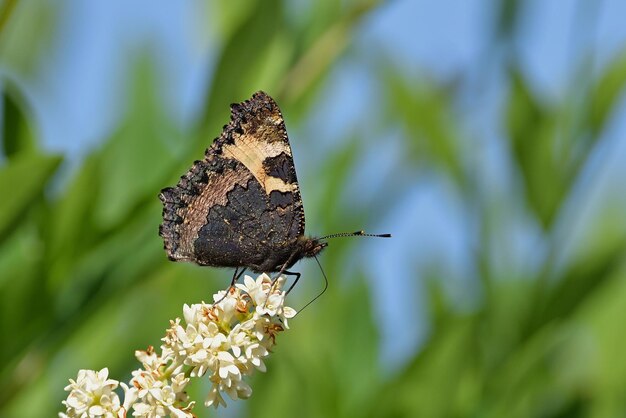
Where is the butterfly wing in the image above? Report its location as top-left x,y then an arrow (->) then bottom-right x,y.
159,91 -> 305,271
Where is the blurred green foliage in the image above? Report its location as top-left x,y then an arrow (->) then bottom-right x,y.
1,0 -> 626,417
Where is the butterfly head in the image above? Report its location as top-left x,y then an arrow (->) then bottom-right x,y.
300,236 -> 328,259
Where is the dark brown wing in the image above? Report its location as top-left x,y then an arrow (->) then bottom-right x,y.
159,91 -> 305,270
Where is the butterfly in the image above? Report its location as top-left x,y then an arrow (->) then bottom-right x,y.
159,91 -> 389,287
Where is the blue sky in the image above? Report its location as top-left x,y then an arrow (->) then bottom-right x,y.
22,0 -> 626,370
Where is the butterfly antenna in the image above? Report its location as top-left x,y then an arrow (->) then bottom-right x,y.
293,255 -> 329,316
319,230 -> 392,240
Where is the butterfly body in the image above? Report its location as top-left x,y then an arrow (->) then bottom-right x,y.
159,91 -> 325,273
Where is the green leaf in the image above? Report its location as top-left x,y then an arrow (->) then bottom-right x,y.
495,0 -> 522,42
385,70 -> 463,184
368,317 -> 477,418
0,152 -> 61,243
1,81 -> 37,158
506,69 -> 564,228
44,154 -> 104,287
566,267 -> 626,417
590,50 -> 626,135
197,0 -> 285,145
0,2 -> 57,76
93,55 -> 183,228
528,237 -> 626,334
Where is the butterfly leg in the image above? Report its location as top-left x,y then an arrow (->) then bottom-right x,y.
232,266 -> 247,284
283,270 -> 301,294
264,251 -> 300,309
214,267 -> 247,305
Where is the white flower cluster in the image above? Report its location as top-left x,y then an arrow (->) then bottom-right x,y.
59,274 -> 295,417
60,368 -> 125,418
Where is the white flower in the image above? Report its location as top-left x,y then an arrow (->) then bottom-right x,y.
60,368 -> 122,418
244,342 -> 269,372
281,305 -> 297,329
134,346 -> 168,375
228,321 -> 254,357
182,304 -> 200,329
216,351 -> 241,380
130,370 -> 193,418
220,291 -> 240,322
185,321 -> 228,377
170,373 -> 190,394
220,378 -> 252,401
236,274 -> 271,306
205,384 -> 227,409
121,382 -> 138,416
205,374 -> 251,408
256,292 -> 284,316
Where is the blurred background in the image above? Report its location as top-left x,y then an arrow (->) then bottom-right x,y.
1,0 -> 626,416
